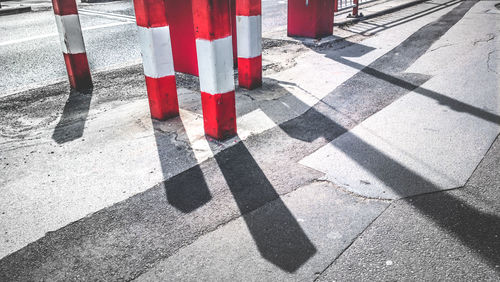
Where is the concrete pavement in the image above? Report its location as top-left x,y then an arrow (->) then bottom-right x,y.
0,0 -> 499,280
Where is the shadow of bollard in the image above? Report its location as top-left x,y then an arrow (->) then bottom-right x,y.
52,88 -> 93,144
212,140 -> 317,272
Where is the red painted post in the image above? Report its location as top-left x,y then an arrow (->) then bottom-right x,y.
165,0 -> 199,76
192,0 -> 237,140
52,0 -> 92,90
231,0 -> 238,66
236,0 -> 262,90
352,0 -> 359,17
334,0 -> 338,12
133,0 -> 179,120
163,0 -> 238,76
287,0 -> 335,39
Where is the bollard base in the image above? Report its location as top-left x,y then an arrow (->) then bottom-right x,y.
238,56 -> 262,90
145,75 -> 179,121
201,91 -> 237,140
63,53 -> 93,91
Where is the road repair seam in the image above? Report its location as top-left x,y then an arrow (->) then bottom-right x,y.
312,203 -> 392,281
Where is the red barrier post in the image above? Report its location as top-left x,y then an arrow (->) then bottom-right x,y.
192,0 -> 237,140
287,0 -> 335,39
353,0 -> 359,16
133,0 -> 179,120
236,0 -> 262,90
165,0 -> 199,76
162,0 -> 238,77
231,0 -> 238,65
52,0 -> 92,90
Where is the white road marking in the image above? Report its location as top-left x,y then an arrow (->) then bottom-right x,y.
79,9 -> 136,22
0,21 -> 134,47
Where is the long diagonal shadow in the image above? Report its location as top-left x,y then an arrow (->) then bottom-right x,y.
279,104 -> 500,267
52,88 -> 93,144
257,0 -> 499,269
343,0 -> 463,36
153,119 -> 212,213
149,0 -> 494,273
211,140 -> 317,272
332,57 -> 500,125
152,116 -> 316,271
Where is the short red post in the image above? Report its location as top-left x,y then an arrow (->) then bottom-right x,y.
52,0 -> 92,90
287,0 -> 335,39
236,0 -> 262,89
352,0 -> 359,16
133,0 -> 179,120
192,0 -> 237,140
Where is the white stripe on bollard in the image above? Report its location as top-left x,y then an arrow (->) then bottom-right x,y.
236,15 -> 262,59
137,25 -> 175,79
195,36 -> 235,95
54,14 -> 86,54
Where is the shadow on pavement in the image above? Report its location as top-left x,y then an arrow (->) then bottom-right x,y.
343,0 -> 462,36
257,0 -> 499,268
153,118 -> 212,213
52,88 -> 93,144
213,140 -> 317,272
278,101 -> 500,267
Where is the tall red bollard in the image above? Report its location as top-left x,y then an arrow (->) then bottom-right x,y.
52,0 -> 92,90
192,0 -> 237,140
133,0 -> 179,120
163,0 -> 238,77
352,0 -> 360,17
231,0 -> 238,65
287,0 -> 335,39
165,0 -> 199,76
236,0 -> 262,89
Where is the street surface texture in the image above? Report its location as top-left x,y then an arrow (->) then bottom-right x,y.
0,0 -> 499,281
0,0 -> 287,95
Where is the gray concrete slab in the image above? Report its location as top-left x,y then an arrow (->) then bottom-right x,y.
136,182 -> 388,281
467,133 -> 500,190
317,137 -> 500,281
317,184 -> 500,281
301,0 -> 500,199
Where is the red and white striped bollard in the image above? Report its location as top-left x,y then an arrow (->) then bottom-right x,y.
52,0 -> 92,90
133,0 -> 179,120
236,0 -> 262,90
192,0 -> 237,140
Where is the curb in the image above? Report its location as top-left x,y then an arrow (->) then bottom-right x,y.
0,6 -> 31,15
334,0 -> 429,26
81,0 -> 122,3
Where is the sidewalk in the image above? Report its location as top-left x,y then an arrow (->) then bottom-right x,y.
0,0 -> 499,280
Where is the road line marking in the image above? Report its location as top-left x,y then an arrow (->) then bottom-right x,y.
0,22 -> 134,47
79,8 -> 136,20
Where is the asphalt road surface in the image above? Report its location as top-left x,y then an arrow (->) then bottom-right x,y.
0,0 -> 287,96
